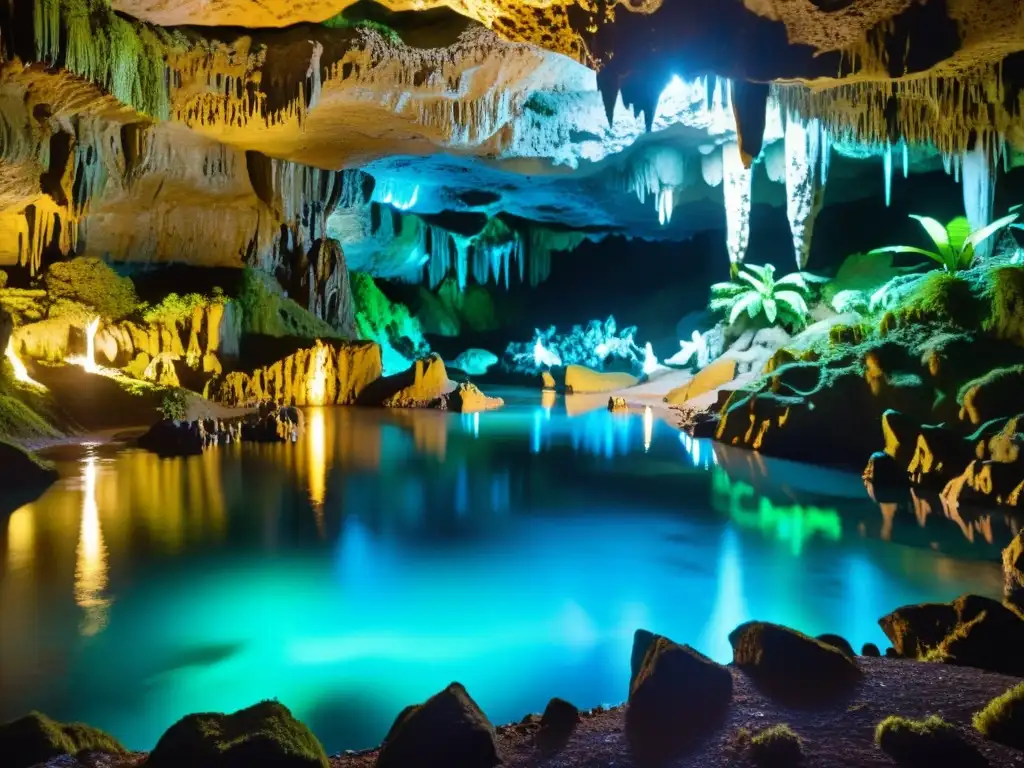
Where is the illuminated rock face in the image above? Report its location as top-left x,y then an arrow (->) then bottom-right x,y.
214,340 -> 383,407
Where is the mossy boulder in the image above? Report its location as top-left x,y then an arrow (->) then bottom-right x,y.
815,633 -> 855,659
376,683 -> 498,768
1003,531 -> 1024,613
626,635 -> 733,763
926,595 -> 1024,676
729,621 -> 861,701
44,257 -> 140,321
878,601 -> 959,657
876,715 -> 983,767
536,697 -> 579,752
0,712 -> 125,768
974,682 -> 1024,749
748,724 -> 803,767
147,700 -> 328,768
959,365 -> 1024,426
861,643 -> 881,657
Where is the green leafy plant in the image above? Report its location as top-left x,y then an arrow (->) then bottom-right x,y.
158,388 -> 189,421
709,263 -> 824,330
870,212 -> 1018,273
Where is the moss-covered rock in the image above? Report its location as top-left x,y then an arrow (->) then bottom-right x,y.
982,265 -> 1024,346
959,365 -> 1024,426
376,683 -> 498,768
876,715 -> 983,767
1003,531 -> 1024,613
0,711 -> 124,768
147,700 -> 327,768
925,595 -> 1024,676
43,257 -> 140,321
815,633 -> 855,659
878,601 -> 959,658
626,635 -> 733,763
0,439 -> 58,495
974,682 -> 1024,749
861,643 -> 881,657
748,724 -> 803,767
729,621 -> 861,700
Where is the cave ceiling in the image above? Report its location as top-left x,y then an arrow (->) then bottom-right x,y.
0,0 -> 1023,284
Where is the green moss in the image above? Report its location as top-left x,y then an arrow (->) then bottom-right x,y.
982,265 -> 1024,345
0,360 -> 61,442
749,724 -> 803,767
142,291 -> 219,326
0,711 -> 124,768
148,700 -> 328,768
895,271 -> 986,328
0,288 -> 47,324
158,388 -> 189,420
237,269 -> 338,340
43,257 -> 139,321
974,682 -> 1024,748
320,10 -> 402,44
875,715 -> 979,766
351,272 -> 426,373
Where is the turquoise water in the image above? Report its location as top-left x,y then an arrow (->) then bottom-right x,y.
0,389 -> 1008,752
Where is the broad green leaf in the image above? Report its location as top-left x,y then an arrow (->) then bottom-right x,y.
746,294 -> 764,319
709,296 -> 735,312
775,290 -> 808,318
742,264 -> 772,281
868,245 -> 944,266
965,212 -> 1019,251
737,270 -> 767,294
763,297 -> 778,323
910,215 -> 953,260
797,271 -> 831,283
710,281 -> 745,296
729,292 -> 760,325
957,243 -> 975,271
775,273 -> 810,291
944,216 -> 972,254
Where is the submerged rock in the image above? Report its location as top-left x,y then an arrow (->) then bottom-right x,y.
148,700 -> 327,768
0,712 -> 124,768
729,621 -> 861,701
626,635 -> 733,763
376,682 -> 498,768
564,365 -> 637,394
137,419 -> 205,457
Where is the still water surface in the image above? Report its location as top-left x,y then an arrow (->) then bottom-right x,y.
0,389 -> 1011,752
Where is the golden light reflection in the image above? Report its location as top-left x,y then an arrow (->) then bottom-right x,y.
308,407 -> 327,538
308,343 -> 328,406
75,454 -> 111,636
6,506 -> 35,576
541,390 -> 556,411
5,339 -> 44,388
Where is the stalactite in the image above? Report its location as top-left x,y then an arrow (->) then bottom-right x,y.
784,114 -> 826,269
722,141 -> 752,267
962,139 -> 996,259
883,141 -> 893,208
702,149 -> 724,188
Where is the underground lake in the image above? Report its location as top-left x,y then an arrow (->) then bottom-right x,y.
0,390 -> 1009,754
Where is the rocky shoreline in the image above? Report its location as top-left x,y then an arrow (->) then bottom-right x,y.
8,531 -> 1024,768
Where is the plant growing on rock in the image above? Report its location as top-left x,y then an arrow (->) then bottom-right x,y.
709,263 -> 823,332
158,388 -> 189,422
43,257 -> 139,321
870,213 -> 1018,274
749,724 -> 803,767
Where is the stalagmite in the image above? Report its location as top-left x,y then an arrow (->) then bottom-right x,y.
722,141 -> 752,267
784,114 -> 826,269
962,140 -> 995,259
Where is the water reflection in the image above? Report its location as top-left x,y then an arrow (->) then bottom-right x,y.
0,391 -> 1016,753
74,453 -> 111,636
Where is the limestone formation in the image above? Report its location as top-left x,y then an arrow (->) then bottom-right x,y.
214,340 -> 383,407
564,365 -> 637,394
